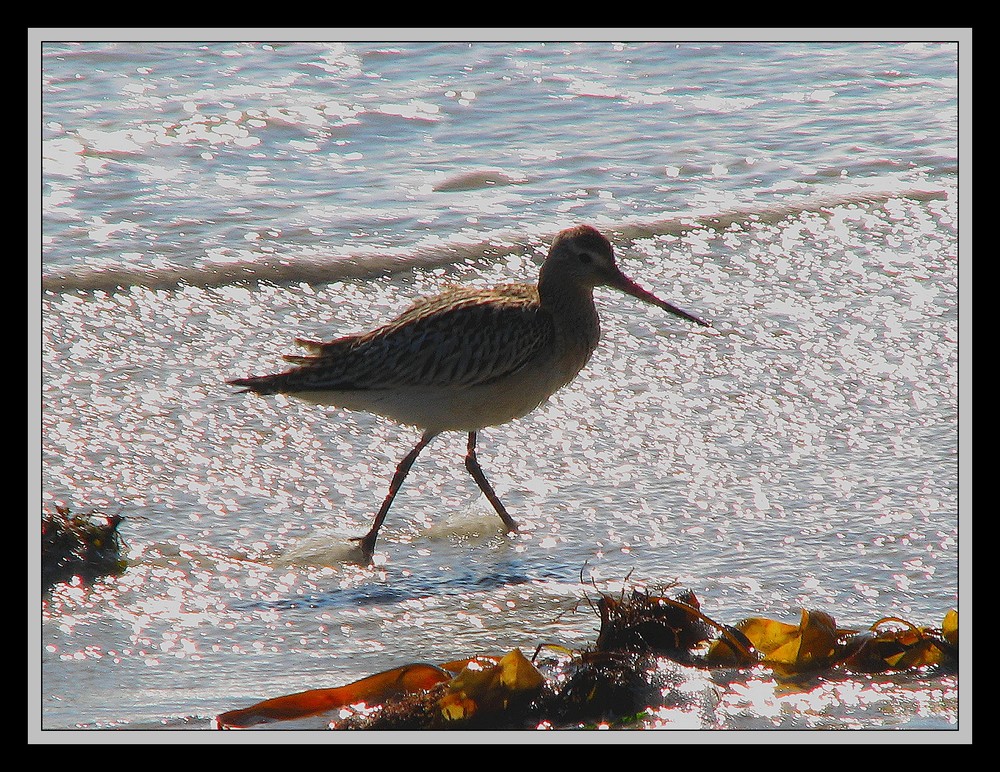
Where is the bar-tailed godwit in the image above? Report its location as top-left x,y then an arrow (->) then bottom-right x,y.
228,225 -> 709,562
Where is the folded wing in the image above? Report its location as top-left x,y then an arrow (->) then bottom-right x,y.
230,284 -> 553,394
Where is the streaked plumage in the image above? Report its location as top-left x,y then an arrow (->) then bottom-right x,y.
239,284 -> 561,432
228,225 -> 708,562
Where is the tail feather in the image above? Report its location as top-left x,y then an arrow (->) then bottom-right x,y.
282,354 -> 317,366
293,337 -> 325,353
227,374 -> 284,395
228,334 -> 358,396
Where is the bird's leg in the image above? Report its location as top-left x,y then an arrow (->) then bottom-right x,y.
353,431 -> 437,562
464,431 -> 519,533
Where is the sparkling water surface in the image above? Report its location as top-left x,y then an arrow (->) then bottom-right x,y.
35,37 -> 963,736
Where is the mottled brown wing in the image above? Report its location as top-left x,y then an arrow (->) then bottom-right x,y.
271,284 -> 552,392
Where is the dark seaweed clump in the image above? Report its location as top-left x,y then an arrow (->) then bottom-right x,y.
41,505 -> 127,590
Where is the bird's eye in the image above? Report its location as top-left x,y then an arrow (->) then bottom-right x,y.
577,252 -> 592,264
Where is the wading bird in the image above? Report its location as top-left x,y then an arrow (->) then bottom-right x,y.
228,225 -> 709,562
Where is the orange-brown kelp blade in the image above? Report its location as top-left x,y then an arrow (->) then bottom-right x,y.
216,663 -> 453,729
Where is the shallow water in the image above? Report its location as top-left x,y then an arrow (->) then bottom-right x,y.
33,36 -> 964,738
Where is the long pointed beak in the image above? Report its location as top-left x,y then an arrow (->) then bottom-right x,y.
605,269 -> 711,328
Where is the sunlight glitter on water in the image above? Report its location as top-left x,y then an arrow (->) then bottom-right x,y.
37,40 -> 961,733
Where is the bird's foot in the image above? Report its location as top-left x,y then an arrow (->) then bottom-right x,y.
349,532 -> 377,565
497,514 -> 519,535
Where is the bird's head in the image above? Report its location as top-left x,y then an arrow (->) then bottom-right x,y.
542,225 -> 710,328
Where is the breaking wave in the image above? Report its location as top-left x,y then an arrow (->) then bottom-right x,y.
41,186 -> 948,295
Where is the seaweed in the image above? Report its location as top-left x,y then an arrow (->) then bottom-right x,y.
216,584 -> 957,730
41,504 -> 127,590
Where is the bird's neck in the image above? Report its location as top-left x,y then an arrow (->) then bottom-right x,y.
538,265 -> 593,309
537,269 -> 601,358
